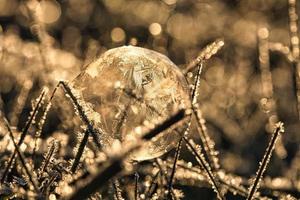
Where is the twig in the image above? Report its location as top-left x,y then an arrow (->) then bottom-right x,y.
166,136 -> 184,199
59,81 -> 102,149
1,113 -> 39,192
38,139 -> 59,177
191,62 -> 220,170
184,39 -> 224,74
67,109 -> 186,199
71,128 -> 89,173
145,169 -> 160,199
68,158 -> 124,200
246,122 -> 285,200
184,137 -> 225,200
135,172 -> 139,200
9,79 -> 33,126
142,109 -> 185,141
113,180 -> 124,200
1,88 -> 47,183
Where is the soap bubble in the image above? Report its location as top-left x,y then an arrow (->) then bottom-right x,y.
71,46 -> 190,160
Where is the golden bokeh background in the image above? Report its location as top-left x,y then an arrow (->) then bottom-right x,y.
0,0 -> 300,199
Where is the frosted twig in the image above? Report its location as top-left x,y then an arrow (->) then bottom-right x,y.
67,109 -> 186,199
35,83 -> 59,138
1,113 -> 39,192
9,80 -> 33,126
1,88 -> 47,183
246,122 -> 285,200
142,109 -> 186,141
38,139 -> 59,177
135,172 -> 139,200
71,129 -> 89,173
145,170 -> 160,198
184,39 -> 224,74
184,138 -> 225,200
68,158 -> 124,200
113,180 -> 125,200
167,136 -> 184,199
191,62 -> 220,170
59,81 -> 102,149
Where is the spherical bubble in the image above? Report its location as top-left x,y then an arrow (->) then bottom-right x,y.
71,46 -> 190,160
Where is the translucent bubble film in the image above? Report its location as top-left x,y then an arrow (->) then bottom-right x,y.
71,46 -> 190,160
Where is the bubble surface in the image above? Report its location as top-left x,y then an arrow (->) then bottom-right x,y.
71,46 -> 190,160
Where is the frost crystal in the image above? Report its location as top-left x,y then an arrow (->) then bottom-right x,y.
71,46 -> 190,160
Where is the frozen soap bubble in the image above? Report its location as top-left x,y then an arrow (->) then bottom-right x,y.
71,46 -> 190,160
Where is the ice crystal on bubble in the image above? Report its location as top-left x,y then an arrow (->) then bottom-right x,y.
71,46 -> 190,160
